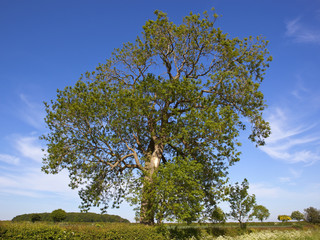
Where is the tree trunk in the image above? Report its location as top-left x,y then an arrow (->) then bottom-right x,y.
140,176 -> 155,224
139,143 -> 163,224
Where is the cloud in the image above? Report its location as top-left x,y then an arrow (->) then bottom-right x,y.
277,168 -> 302,185
285,17 -> 320,44
0,168 -> 77,199
249,183 -> 283,199
15,136 -> 45,163
260,107 -> 320,165
0,154 -> 20,165
279,177 -> 291,183
19,94 -> 45,129
289,168 -> 302,178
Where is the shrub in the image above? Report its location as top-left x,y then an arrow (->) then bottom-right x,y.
277,215 -> 291,222
30,214 -> 41,223
168,226 -> 202,240
210,207 -> 226,223
51,209 -> 67,222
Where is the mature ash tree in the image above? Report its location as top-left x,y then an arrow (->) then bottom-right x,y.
41,9 -> 271,224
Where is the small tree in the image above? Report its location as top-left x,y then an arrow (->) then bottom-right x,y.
277,215 -> 291,222
304,207 -> 320,224
30,214 -> 41,223
250,205 -> 270,222
210,207 -> 226,223
51,209 -> 67,222
291,210 -> 304,222
228,179 -> 256,228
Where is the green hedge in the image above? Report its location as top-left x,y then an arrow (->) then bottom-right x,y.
0,222 -> 165,240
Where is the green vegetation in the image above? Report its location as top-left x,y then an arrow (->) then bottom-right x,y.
251,205 -> 270,222
227,179 -> 257,228
0,221 -> 319,240
291,210 -> 304,222
51,209 -> 67,223
304,207 -> 320,224
12,212 -> 129,223
41,8 -> 271,224
0,222 -> 165,240
30,214 -> 41,223
210,207 -> 226,224
278,215 -> 292,222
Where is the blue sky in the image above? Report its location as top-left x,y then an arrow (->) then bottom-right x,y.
1,0 -> 320,222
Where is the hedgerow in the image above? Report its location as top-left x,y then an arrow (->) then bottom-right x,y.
1,221 -> 318,240
0,222 -> 165,240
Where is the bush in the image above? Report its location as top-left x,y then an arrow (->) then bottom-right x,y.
168,226 -> 202,240
277,215 -> 291,222
30,214 -> 41,223
210,207 -> 226,223
51,209 -> 67,222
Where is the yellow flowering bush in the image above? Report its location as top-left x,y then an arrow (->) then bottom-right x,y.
277,215 -> 292,222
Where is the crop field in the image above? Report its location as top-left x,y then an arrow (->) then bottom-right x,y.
1,221 -> 320,240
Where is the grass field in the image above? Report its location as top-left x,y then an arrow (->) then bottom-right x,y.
0,221 -> 319,239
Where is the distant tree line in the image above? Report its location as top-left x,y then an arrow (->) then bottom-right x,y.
12,210 -> 130,223
277,207 -> 320,223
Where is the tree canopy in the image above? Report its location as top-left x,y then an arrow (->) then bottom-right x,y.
51,209 -> 67,223
227,179 -> 257,227
41,9 -> 271,224
304,207 -> 320,223
291,210 -> 304,222
251,205 -> 270,222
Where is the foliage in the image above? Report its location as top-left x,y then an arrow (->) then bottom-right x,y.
209,207 -> 226,223
291,210 -> 304,222
0,221 -> 166,240
152,156 -> 206,224
250,205 -> 270,222
304,207 -> 320,224
30,214 -> 41,223
12,212 -> 129,223
41,9 -> 271,224
1,221 -> 319,240
51,209 -> 67,223
277,215 -> 292,222
227,179 -> 257,227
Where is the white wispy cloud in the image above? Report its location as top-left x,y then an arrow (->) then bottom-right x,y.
15,136 -> 45,163
0,168 -> 77,199
260,107 -> 320,165
19,94 -> 45,130
0,154 -> 20,165
285,17 -> 320,44
278,168 -> 302,184
249,183 -> 284,199
279,177 -> 291,183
